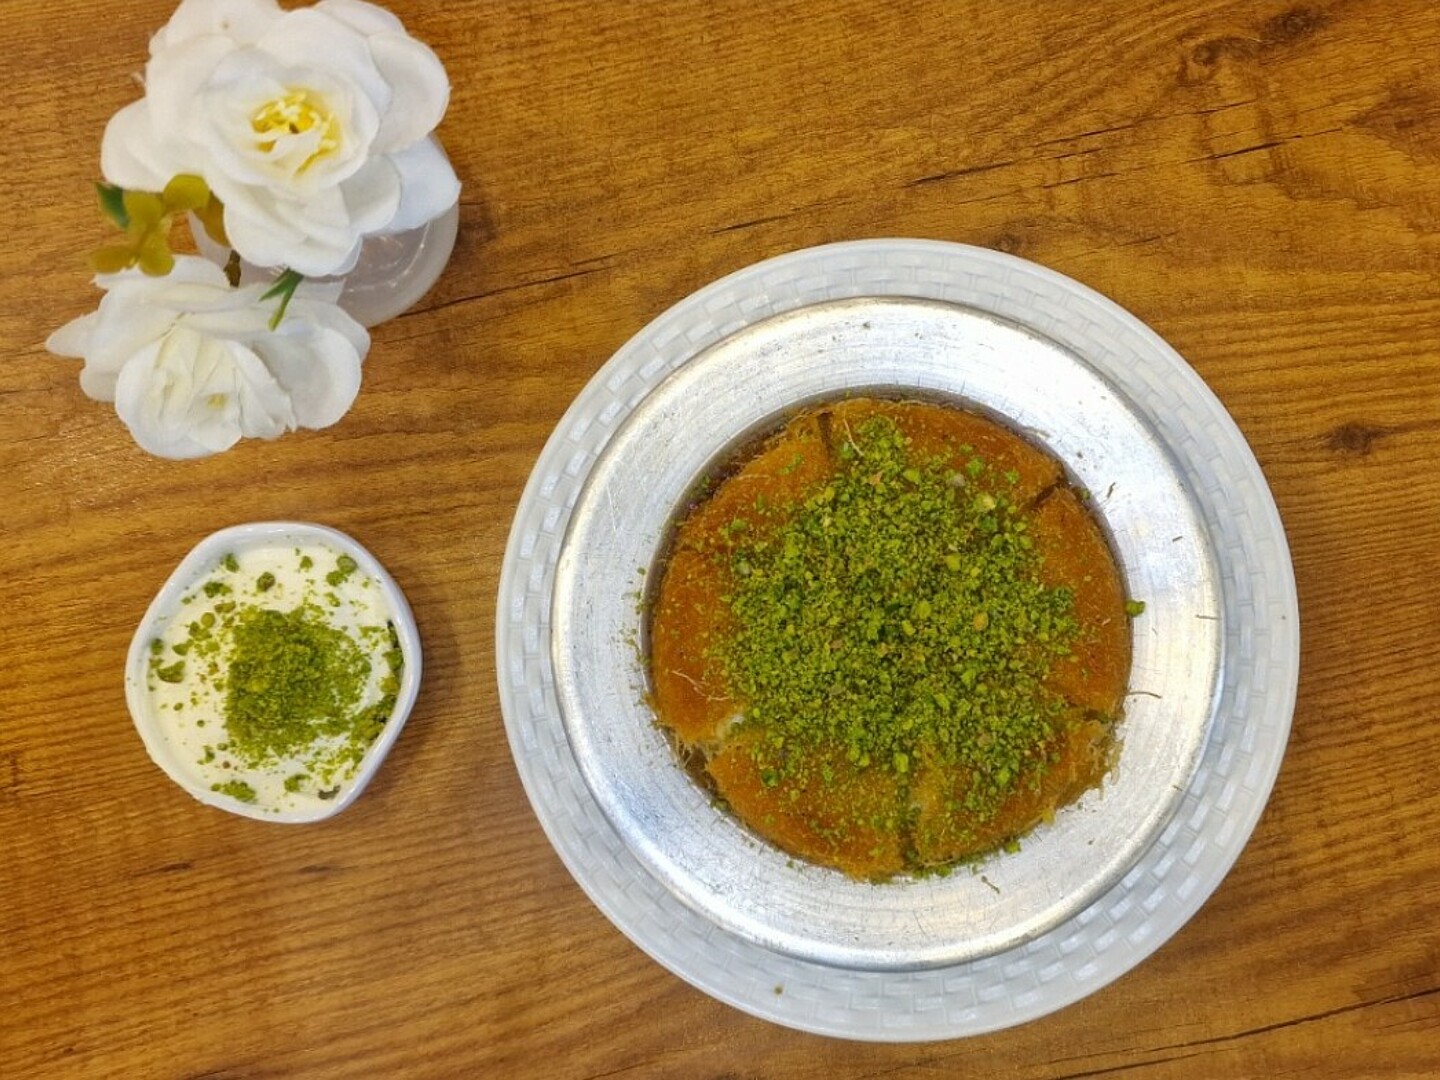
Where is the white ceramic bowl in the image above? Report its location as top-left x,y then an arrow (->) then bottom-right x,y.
125,522 -> 422,823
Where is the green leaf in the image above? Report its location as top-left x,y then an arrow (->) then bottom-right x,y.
260,268 -> 304,302
96,183 -> 129,229
194,193 -> 229,247
261,269 -> 305,329
136,248 -> 175,277
122,189 -> 166,230
136,229 -> 175,276
162,173 -> 211,213
89,244 -> 136,274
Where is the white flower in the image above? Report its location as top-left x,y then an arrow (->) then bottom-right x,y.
47,256 -> 369,459
102,0 -> 459,277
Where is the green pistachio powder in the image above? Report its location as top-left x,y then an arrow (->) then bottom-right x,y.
699,413 -> 1136,841
148,550 -> 403,805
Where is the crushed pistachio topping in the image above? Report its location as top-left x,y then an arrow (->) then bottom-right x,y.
223,606 -> 372,765
144,547 -> 402,812
711,414 -> 1081,831
211,779 -> 257,804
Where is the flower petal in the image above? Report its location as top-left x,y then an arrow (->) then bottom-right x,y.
156,0 -> 282,51
163,257 -> 236,289
81,292 -> 178,399
48,312 -> 130,404
339,156 -> 403,235
254,323 -> 364,428
366,33 -> 450,152
254,8 -> 391,115
382,136 -> 460,231
228,344 -> 297,440
220,184 -> 363,276
182,295 -> 282,342
290,291 -> 370,356
51,259 -> 234,406
110,334 -> 230,458
147,33 -> 245,144
100,102 -> 176,191
315,0 -> 404,37
46,312 -> 98,361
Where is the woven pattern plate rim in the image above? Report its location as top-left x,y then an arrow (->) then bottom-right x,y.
495,238 -> 1299,1041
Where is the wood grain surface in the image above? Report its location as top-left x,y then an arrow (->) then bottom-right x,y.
3,1 -> 1439,1077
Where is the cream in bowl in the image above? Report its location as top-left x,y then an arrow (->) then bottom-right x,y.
126,522 -> 421,822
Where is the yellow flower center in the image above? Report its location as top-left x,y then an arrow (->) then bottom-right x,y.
251,89 -> 341,171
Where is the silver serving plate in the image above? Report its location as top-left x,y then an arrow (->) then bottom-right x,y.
551,297 -> 1221,971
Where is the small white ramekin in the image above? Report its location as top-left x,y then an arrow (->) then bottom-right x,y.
125,521 -> 422,823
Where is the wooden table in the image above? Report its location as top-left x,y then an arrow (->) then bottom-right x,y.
4,1 -> 1438,1076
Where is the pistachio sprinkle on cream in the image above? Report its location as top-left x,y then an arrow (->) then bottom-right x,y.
141,542 -> 403,815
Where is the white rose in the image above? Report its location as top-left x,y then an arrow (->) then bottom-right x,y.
47,256 -> 369,459
102,0 -> 460,277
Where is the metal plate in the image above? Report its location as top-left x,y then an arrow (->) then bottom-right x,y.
550,297 -> 1221,970
497,238 -> 1299,1039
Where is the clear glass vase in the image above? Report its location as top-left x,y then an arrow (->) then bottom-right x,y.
192,201 -> 459,329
